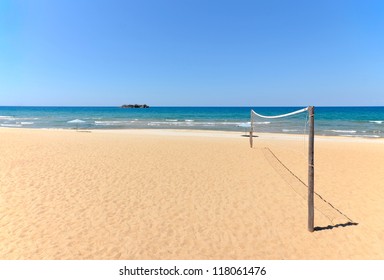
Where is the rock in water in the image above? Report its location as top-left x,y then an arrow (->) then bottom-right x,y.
121,104 -> 149,108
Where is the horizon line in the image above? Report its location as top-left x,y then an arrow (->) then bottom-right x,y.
1,105 -> 384,108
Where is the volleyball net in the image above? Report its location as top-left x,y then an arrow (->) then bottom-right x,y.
249,106 -> 356,231
250,106 -> 315,231
250,107 -> 310,148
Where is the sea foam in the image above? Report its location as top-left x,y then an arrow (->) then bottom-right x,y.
95,121 -> 133,126
329,130 -> 357,133
282,129 -> 299,132
1,124 -> 22,127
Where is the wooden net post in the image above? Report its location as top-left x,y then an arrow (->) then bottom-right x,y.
250,110 -> 253,148
308,106 -> 315,232
250,130 -> 253,148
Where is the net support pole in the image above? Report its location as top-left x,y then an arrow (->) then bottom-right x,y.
250,110 -> 253,148
308,106 -> 315,232
250,129 -> 253,148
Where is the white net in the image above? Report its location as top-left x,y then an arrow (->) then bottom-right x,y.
251,107 -> 308,140
250,107 -> 309,152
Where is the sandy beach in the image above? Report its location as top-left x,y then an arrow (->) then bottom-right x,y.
0,128 -> 383,260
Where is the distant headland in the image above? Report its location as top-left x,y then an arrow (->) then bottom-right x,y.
121,104 -> 149,108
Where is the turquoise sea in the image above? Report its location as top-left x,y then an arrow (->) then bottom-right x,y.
0,106 -> 383,138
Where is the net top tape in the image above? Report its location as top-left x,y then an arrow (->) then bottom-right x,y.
251,107 -> 309,119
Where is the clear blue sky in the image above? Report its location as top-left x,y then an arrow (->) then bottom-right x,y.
1,0 -> 383,106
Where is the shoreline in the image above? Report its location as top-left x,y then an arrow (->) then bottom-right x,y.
1,126 -> 383,143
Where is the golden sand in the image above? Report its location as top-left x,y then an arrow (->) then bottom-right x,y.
0,128 -> 383,259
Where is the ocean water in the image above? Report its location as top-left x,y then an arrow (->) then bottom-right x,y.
0,106 -> 383,138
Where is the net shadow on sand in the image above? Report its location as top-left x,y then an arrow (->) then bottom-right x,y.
314,222 -> 359,232
261,147 -> 358,231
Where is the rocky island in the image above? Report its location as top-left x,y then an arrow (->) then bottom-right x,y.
121,104 -> 149,108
